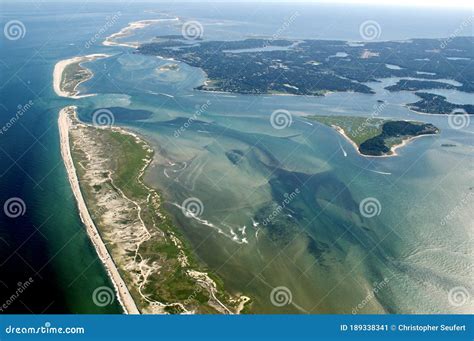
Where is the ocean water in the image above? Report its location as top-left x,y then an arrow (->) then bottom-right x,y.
0,2 -> 472,313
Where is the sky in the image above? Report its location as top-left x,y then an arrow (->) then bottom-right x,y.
4,0 -> 474,7
315,0 -> 473,7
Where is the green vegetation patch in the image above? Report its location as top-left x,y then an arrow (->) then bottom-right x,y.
307,115 -> 439,156
62,62 -> 91,94
307,115 -> 384,146
70,122 -> 245,313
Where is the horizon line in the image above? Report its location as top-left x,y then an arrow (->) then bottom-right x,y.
2,0 -> 473,8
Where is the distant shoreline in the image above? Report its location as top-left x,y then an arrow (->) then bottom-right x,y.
103,18 -> 179,48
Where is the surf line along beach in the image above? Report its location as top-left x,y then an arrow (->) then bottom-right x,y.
58,106 -> 140,314
54,53 -> 139,313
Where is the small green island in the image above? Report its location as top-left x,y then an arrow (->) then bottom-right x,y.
408,92 -> 474,115
385,79 -> 459,92
307,115 -> 439,156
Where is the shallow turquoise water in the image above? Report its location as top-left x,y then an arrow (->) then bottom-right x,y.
78,25 -> 473,313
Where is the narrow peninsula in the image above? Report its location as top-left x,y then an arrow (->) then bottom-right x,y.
55,55 -> 250,314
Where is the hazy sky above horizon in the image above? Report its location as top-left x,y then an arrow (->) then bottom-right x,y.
3,0 -> 474,7
318,0 -> 472,7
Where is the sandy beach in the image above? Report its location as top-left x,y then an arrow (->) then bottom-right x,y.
332,124 -> 435,158
53,54 -> 110,98
58,106 -> 140,314
53,17 -> 250,313
103,18 -> 179,48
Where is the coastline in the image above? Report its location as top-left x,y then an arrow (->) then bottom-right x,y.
54,21 -> 251,314
331,124 -> 435,158
58,106 -> 140,314
59,105 -> 249,314
103,18 -> 179,48
406,106 -> 471,117
53,54 -> 110,98
388,133 -> 437,155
